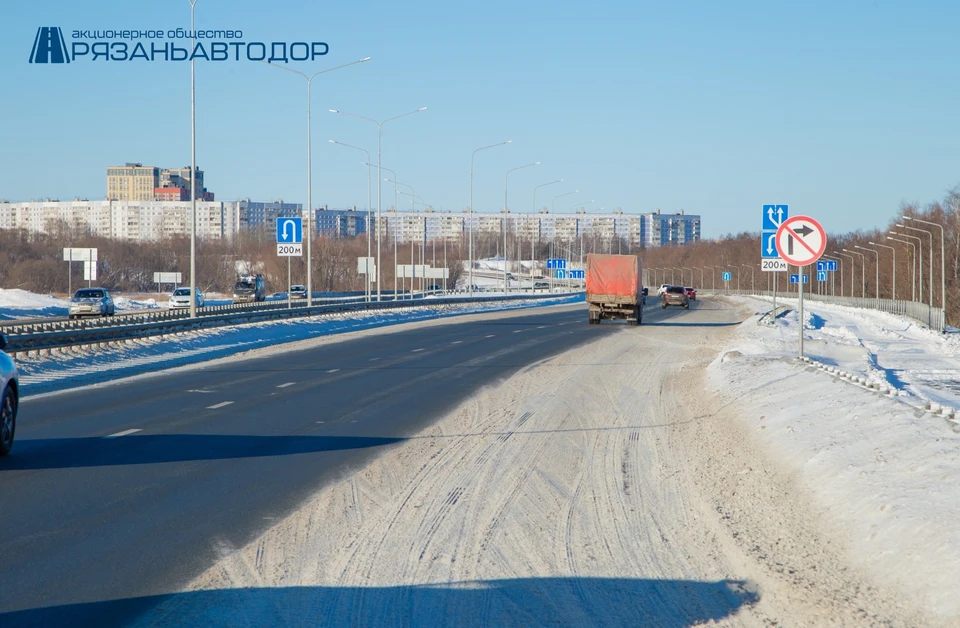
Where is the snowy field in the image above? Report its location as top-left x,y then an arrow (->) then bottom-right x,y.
714,295 -> 960,620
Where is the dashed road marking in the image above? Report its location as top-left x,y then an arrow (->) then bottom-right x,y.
451,340 -> 463,344
369,357 -> 381,362
327,369 -> 341,373
104,429 -> 142,439
513,329 -> 523,333
207,401 -> 234,410
277,382 -> 296,388
485,334 -> 495,338
411,349 -> 425,353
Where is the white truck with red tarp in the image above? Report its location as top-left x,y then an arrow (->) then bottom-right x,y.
586,253 -> 643,325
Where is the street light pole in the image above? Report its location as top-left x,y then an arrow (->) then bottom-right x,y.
855,245 -> 880,305
870,241 -> 896,300
887,236 -> 916,301
740,264 -> 755,293
469,141 -> 511,296
268,58 -> 371,307
330,140 -> 371,301
843,249 -> 866,298
504,162 -> 539,293
331,106 -> 426,302
897,223 -> 933,310
188,0 -> 198,319
905,216 -> 945,327
835,252 -> 855,298
532,179 -> 562,283
821,255 -> 841,296
889,231 -> 923,304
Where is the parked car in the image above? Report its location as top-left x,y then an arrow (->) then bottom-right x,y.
289,285 -> 307,299
657,284 -> 671,296
533,281 -> 550,290
0,333 -> 19,456
661,285 -> 689,309
426,284 -> 443,291
168,287 -> 205,309
68,288 -> 115,319
684,287 -> 697,300
232,275 -> 266,304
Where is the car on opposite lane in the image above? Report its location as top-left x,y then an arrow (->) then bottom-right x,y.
0,334 -> 19,456
661,285 -> 689,309
168,287 -> 205,309
289,285 -> 307,299
68,287 -> 115,319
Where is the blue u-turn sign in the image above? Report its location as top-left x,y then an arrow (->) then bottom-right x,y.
722,272 -> 732,282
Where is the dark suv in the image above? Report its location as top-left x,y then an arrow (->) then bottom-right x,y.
661,285 -> 689,309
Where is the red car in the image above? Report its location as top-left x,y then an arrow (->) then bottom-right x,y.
684,287 -> 697,300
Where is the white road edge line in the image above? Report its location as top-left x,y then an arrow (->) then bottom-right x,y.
411,349 -> 425,353
104,429 -> 142,439
327,368 -> 341,373
277,382 -> 296,388
485,334 -> 495,338
451,340 -> 463,344
369,357 -> 381,361
207,401 -> 234,410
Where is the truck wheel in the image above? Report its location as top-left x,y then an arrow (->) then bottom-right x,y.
635,306 -> 642,326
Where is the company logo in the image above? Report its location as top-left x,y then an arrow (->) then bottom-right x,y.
30,27 -> 71,64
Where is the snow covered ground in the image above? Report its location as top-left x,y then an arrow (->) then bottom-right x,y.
11,294 -> 583,396
713,295 -> 960,619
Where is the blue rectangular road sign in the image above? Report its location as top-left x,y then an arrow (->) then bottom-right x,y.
276,217 -> 303,244
817,261 -> 838,272
546,259 -> 567,270
722,272 -> 732,282
555,269 -> 567,279
817,270 -> 827,282
761,231 -> 779,258
762,204 -> 789,231
790,274 -> 809,284
568,270 -> 585,279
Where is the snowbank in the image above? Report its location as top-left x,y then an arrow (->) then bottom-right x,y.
713,296 -> 960,619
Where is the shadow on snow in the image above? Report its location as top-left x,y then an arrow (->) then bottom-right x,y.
1,577 -> 760,628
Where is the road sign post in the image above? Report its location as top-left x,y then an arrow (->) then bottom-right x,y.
775,215 -> 827,360
276,218 -> 304,309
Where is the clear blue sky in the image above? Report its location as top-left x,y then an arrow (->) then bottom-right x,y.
2,0 -> 959,238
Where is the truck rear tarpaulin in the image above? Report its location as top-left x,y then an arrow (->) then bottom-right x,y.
586,254 -> 643,325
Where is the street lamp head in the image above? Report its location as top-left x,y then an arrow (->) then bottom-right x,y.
329,109 -> 339,113
903,216 -> 914,221
418,107 -> 427,111
360,56 -> 372,62
534,161 -> 541,165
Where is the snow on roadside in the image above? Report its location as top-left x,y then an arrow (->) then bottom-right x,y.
15,294 -> 583,396
712,296 -> 960,619
0,289 -> 69,320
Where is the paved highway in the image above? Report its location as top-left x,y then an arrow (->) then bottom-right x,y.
0,300 -> 693,626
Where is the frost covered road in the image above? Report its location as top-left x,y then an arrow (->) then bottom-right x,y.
2,298 -> 935,627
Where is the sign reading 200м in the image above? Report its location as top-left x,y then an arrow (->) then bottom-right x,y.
29,26 -> 328,64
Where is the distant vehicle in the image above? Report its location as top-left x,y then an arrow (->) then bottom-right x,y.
534,275 -> 545,280
289,285 -> 307,299
0,334 -> 18,456
586,254 -> 643,325
657,284 -> 671,296
662,285 -> 689,309
426,284 -> 443,291
168,287 -> 204,309
232,275 -> 266,304
68,288 -> 115,319
533,281 -> 550,290
641,287 -> 649,305
684,287 -> 697,300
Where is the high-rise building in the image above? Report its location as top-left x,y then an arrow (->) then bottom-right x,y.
106,163 -> 160,201
106,164 -> 214,201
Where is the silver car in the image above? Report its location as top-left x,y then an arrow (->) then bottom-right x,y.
0,334 -> 19,456
169,287 -> 205,309
69,287 -> 115,319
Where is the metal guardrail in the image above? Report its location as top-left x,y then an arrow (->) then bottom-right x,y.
3,292 -> 583,354
698,288 -> 946,332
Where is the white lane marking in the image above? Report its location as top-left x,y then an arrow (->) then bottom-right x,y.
537,326 -> 546,329
187,389 -> 214,393
485,334 -> 495,338
513,329 -> 523,333
369,357 -> 381,361
411,348 -> 425,353
327,368 -> 341,373
451,340 -> 463,344
277,382 -> 295,388
104,429 -> 142,439
207,401 -> 234,410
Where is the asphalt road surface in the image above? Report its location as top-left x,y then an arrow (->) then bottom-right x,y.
0,299 -> 701,626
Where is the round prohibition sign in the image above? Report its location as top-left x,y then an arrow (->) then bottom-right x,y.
775,215 -> 826,266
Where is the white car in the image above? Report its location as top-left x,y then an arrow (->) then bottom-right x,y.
657,284 -> 671,296
169,287 -> 205,309
0,334 -> 19,456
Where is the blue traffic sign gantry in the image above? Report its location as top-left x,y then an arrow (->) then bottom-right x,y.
276,217 -> 303,244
